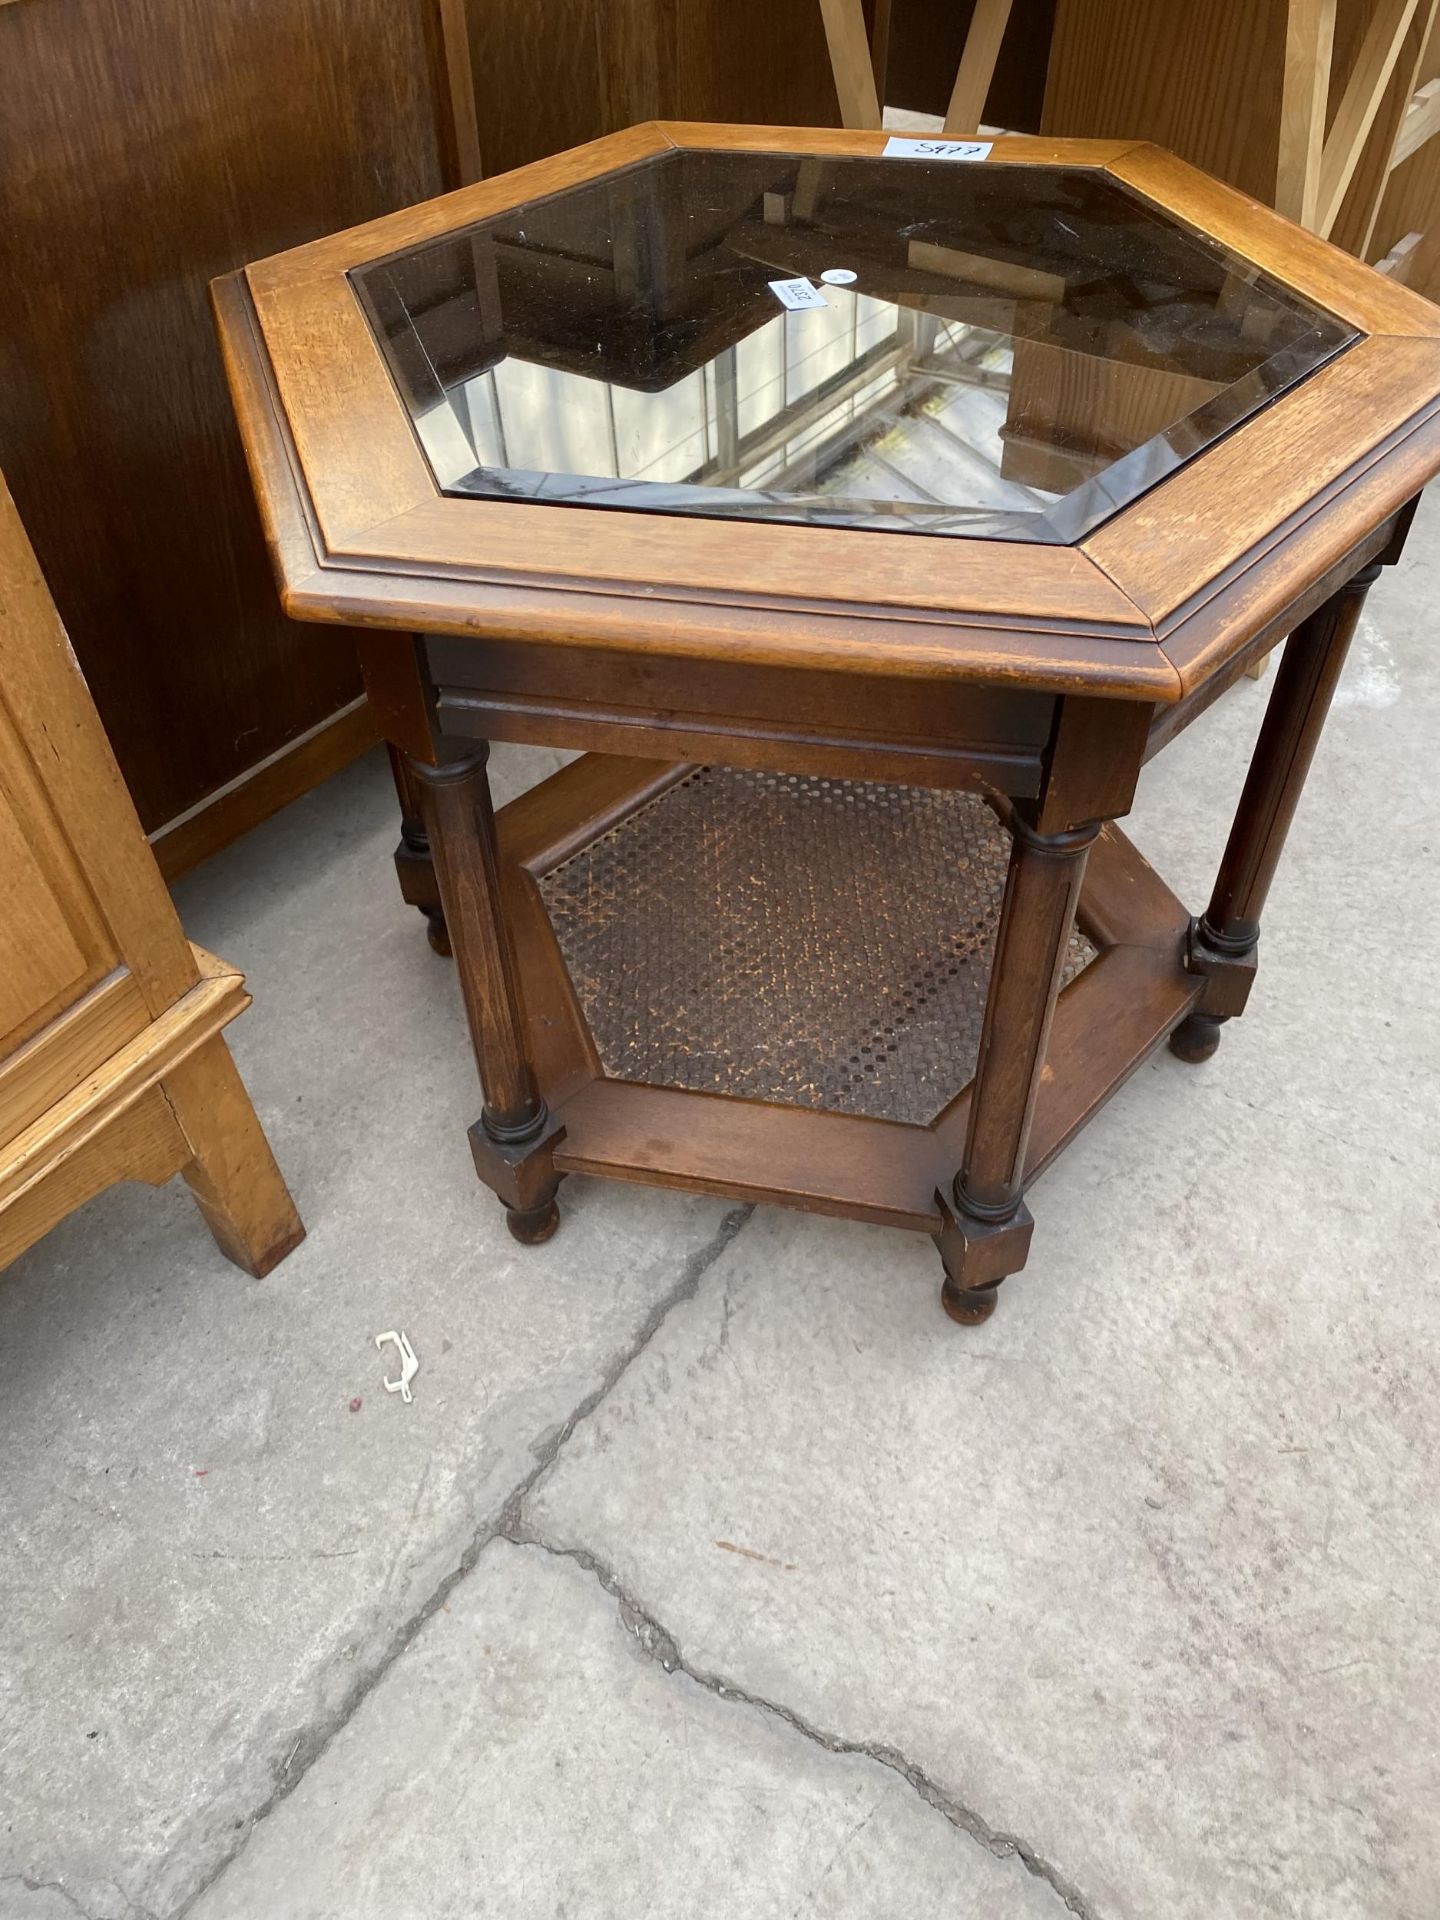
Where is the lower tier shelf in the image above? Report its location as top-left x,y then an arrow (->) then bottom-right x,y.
495,754 -> 1203,1235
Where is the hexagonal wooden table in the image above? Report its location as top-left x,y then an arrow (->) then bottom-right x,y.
214,123 -> 1440,1324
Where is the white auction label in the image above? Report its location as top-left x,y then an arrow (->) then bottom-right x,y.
882,135 -> 993,162
768,276 -> 830,312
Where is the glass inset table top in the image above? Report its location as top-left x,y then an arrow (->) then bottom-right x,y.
352,149 -> 1356,544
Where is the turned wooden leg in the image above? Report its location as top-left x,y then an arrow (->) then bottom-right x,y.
937,813 -> 1100,1322
410,744 -> 563,1243
164,1036 -> 305,1278
1170,561 -> 1379,1064
387,745 -> 450,956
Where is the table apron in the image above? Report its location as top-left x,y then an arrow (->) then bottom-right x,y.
425,635 -> 1060,797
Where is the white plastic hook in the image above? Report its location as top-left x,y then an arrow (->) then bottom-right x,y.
374,1330 -> 419,1404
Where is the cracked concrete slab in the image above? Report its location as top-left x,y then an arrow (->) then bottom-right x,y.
0,748 -> 735,1920
526,530 -> 1440,1920
185,1539 -> 1064,1920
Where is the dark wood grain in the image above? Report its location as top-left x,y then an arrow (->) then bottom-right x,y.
0,0 -> 447,831
466,0 -> 842,181
429,634 -> 1057,795
411,742 -> 563,1241
936,688 -> 1144,1305
1044,0 -> 1286,193
885,0 -> 1055,127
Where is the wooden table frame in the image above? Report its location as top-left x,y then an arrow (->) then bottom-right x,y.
214,123 -> 1440,1323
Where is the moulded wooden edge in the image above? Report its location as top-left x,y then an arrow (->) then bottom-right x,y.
337,490 -> 1156,634
0,946 -> 251,1213
0,1088 -> 190,1272
244,122 -> 682,291
287,562 -> 1183,697
239,236 -> 1163,651
215,266 -> 1183,701
655,122 -> 1151,168
1085,335 -> 1440,686
1159,418 -> 1440,693
0,967 -> 149,1153
211,273 -> 330,602
1104,144 -> 1440,339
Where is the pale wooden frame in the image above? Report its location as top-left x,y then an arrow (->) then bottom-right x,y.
1276,0 -> 1440,240
816,0 -> 1017,135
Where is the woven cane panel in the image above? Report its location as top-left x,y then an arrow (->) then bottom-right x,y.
538,768 -> 1097,1126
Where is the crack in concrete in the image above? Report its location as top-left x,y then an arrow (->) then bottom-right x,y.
503,1531 -> 1102,1920
495,1204 -> 754,1536
2,1877 -> 96,1920
169,1203 -> 753,1918
0,1874 -> 157,1920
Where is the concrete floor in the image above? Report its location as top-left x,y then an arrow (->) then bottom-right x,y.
3,496 -> 1439,1920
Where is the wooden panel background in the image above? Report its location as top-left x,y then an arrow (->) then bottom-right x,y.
884,0 -> 1056,129
0,0 -> 448,832
1042,0 -> 1440,283
1042,0 -> 1290,195
466,0 -> 846,179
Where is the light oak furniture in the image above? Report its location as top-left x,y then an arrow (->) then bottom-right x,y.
215,124 -> 1439,1325
819,0 -> 1025,131
880,0 -> 1055,133
0,478 -> 303,1278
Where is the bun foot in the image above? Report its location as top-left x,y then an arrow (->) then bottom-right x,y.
1169,1013 -> 1223,1064
424,908 -> 452,958
941,1276 -> 1000,1326
506,1198 -> 560,1246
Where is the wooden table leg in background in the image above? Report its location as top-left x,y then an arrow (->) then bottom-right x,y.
943,0 -> 1016,134
409,743 -> 564,1243
387,745 -> 450,956
816,0 -> 883,126
1170,560 -> 1382,1065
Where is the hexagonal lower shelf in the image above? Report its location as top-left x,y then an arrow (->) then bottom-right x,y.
537,765 -> 1095,1126
496,754 -> 1202,1234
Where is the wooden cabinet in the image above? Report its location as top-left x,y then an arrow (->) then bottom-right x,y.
0,476 -> 303,1278
0,0 -> 451,868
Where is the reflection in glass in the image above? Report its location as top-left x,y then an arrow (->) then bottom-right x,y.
353,151 -> 1355,543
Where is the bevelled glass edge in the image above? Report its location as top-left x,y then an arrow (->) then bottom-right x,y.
348,148 -> 1362,548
